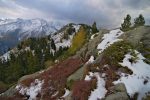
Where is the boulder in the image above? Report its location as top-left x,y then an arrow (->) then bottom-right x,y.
105,92 -> 129,100
111,83 -> 127,93
76,29 -> 109,60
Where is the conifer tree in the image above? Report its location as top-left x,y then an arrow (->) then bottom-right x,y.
51,39 -> 56,51
134,14 -> 145,27
92,22 -> 99,34
120,14 -> 131,31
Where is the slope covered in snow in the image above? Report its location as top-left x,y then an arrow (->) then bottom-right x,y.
0,18 -> 63,40
16,79 -> 44,100
85,72 -> 107,100
114,51 -> 150,100
0,18 -> 64,55
51,24 -> 81,50
97,29 -> 123,54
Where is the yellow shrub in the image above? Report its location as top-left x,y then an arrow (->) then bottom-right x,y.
68,26 -> 87,55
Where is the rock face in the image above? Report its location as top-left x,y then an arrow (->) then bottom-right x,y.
122,26 -> 150,61
76,29 -> 109,59
122,26 -> 150,47
67,64 -> 85,83
111,83 -> 127,93
104,83 -> 129,100
105,92 -> 129,100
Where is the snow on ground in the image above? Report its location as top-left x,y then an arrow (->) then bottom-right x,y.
97,29 -> 123,54
25,47 -> 30,51
85,72 -> 107,100
52,24 -> 81,50
90,32 -> 99,40
62,88 -> 70,98
55,35 -> 73,49
114,51 -> 150,100
86,56 -> 95,64
16,79 -> 44,100
85,72 -> 94,81
51,91 -> 59,97
0,47 -> 30,61
0,51 -> 10,61
73,24 -> 80,33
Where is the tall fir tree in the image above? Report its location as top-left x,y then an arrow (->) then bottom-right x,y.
51,39 -> 56,51
134,14 -> 145,27
120,14 -> 131,31
92,22 -> 99,34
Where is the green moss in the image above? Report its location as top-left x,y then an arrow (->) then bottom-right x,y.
0,81 -> 9,93
104,41 -> 133,66
129,50 -> 139,63
66,79 -> 75,90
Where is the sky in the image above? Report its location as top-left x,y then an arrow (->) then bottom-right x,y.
0,0 -> 150,28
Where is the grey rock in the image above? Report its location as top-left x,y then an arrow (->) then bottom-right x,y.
76,29 -> 109,59
121,26 -> 150,60
105,92 -> 129,100
65,91 -> 73,100
111,83 -> 127,93
0,85 -> 17,97
67,64 -> 85,82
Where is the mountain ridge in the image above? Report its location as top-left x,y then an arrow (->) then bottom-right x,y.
0,18 -> 64,55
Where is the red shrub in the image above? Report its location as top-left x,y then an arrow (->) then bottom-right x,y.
72,78 -> 97,100
37,57 -> 83,99
1,57 -> 84,100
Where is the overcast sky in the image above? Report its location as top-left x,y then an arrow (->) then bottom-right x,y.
0,0 -> 150,28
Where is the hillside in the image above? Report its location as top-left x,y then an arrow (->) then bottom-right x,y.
0,23 -> 91,95
0,25 -> 150,100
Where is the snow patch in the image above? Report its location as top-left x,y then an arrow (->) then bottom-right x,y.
97,29 -> 123,54
62,88 -> 70,98
0,51 -> 11,61
87,73 -> 107,100
73,25 -> 81,33
85,72 -> 94,81
16,79 -> 44,100
52,24 -> 81,50
86,56 -> 95,64
90,32 -> 99,39
114,51 -> 150,100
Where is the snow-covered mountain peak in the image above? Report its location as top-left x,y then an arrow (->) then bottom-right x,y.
0,18 -> 63,39
0,18 -> 64,55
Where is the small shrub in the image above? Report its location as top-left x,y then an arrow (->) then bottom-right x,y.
0,81 -> 8,93
129,50 -> 138,63
66,79 -> 75,90
72,80 -> 93,100
104,41 -> 133,66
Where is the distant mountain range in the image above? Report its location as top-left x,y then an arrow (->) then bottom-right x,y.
0,18 -> 63,55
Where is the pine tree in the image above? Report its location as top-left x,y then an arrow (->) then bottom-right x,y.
92,22 -> 99,34
51,39 -> 56,51
134,14 -> 145,27
120,14 -> 131,31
